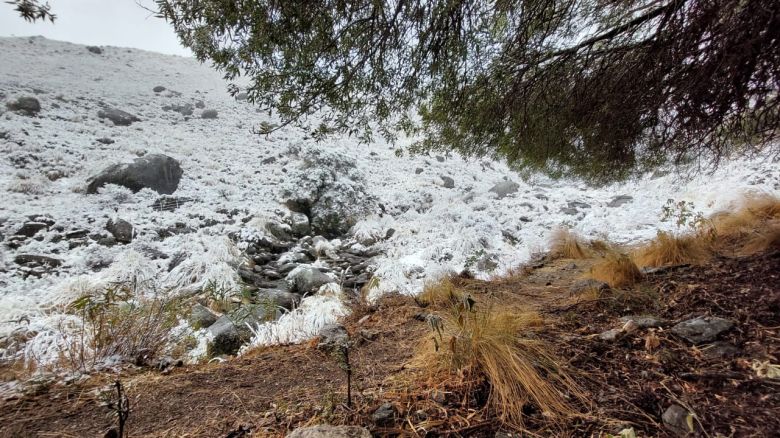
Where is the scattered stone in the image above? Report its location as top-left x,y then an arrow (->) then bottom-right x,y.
316,323 -> 349,352
489,181 -> 520,199
106,218 -> 135,244
671,316 -> 734,344
372,402 -> 396,426
6,96 -> 41,116
86,46 -> 102,54
607,195 -> 634,208
14,254 -> 62,267
195,100 -> 205,109
439,176 -> 455,188
256,288 -> 299,310
286,425 -> 371,438
266,221 -> 293,241
189,303 -> 218,329
287,266 -> 334,293
15,221 -> 50,237
201,109 -> 218,119
599,328 -> 624,342
98,107 -> 140,126
415,168 -> 423,174
662,404 -> 696,436
207,316 -> 248,357
619,315 -> 666,329
64,229 -> 89,239
153,86 -> 166,93
87,153 -> 183,194
162,103 -> 194,116
150,196 -> 191,212
288,213 -> 311,236
569,279 -> 610,296
96,137 -> 115,145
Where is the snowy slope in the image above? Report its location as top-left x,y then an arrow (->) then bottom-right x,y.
1,37 -> 778,365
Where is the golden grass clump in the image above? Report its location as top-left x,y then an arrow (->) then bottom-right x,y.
632,231 -> 711,268
590,252 -> 643,288
416,301 -> 582,429
549,228 -> 589,259
707,193 -> 780,254
417,277 -> 462,308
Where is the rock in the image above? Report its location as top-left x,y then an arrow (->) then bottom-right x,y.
106,218 -> 135,244
96,137 -> 115,145
266,221 -> 293,241
98,108 -> 140,126
86,46 -> 102,54
153,86 -> 166,93
598,328 -> 624,342
317,323 -> 349,352
286,425 -> 371,438
439,176 -> 455,188
189,304 -> 218,329
256,288 -> 299,310
6,96 -> 41,115
14,254 -> 62,267
607,195 -> 633,208
287,266 -> 334,294
87,153 -> 183,195
207,316 -> 248,357
15,221 -> 50,237
162,103 -> 194,116
195,100 -> 205,109
671,316 -> 734,344
289,213 -> 311,236
662,404 -> 696,436
569,279 -> 610,295
703,341 -> 741,359
489,181 -> 520,199
372,402 -> 396,426
64,229 -> 89,239
201,109 -> 218,119
619,315 -> 666,329
415,168 -> 424,174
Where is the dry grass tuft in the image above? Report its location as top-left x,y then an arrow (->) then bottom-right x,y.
740,220 -> 780,255
415,295 -> 582,429
590,252 -> 643,288
549,228 -> 589,259
632,231 -> 711,268
707,193 -> 780,254
417,277 -> 461,308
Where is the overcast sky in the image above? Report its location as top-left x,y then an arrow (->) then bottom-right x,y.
0,0 -> 191,56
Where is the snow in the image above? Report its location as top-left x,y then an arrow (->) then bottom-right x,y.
1,36 -> 779,367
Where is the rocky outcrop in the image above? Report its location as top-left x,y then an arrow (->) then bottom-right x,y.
6,96 -> 41,116
98,107 -> 140,126
87,154 -> 183,195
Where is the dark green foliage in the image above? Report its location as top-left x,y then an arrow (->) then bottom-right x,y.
6,0 -> 55,22
156,0 -> 780,183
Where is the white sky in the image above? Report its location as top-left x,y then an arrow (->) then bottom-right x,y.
0,0 -> 191,56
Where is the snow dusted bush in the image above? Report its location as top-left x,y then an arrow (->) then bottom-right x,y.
7,173 -> 49,194
281,144 -> 376,237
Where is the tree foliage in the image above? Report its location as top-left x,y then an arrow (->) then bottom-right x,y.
6,0 -> 55,22
157,0 -> 779,183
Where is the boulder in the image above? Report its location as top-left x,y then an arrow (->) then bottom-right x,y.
207,315 -> 248,357
153,86 -> 166,93
316,323 -> 349,352
201,109 -> 218,119
106,218 -> 135,244
289,212 -> 311,236
671,316 -> 734,344
6,96 -> 41,116
256,288 -> 299,310
98,108 -> 140,126
489,181 -> 520,199
162,103 -> 194,116
86,46 -> 102,54
189,304 -> 218,329
14,254 -> 62,267
286,265 -> 334,294
607,195 -> 633,208
286,426 -> 371,438
15,221 -> 50,237
266,221 -> 293,241
439,176 -> 455,188
662,404 -> 696,436
87,154 -> 183,195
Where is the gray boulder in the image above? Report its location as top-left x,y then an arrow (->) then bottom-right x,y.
286,265 -> 333,293
607,195 -> 634,208
106,218 -> 135,244
189,303 -> 218,329
207,315 -> 247,356
15,221 -> 50,237
98,108 -> 140,126
372,402 -> 396,425
440,176 -> 455,188
256,288 -> 299,310
153,86 -> 166,93
316,323 -> 349,352
86,46 -> 102,54
87,154 -> 183,195
14,254 -> 62,267
201,109 -> 218,119
6,96 -> 41,116
671,316 -> 734,344
489,181 -> 520,199
662,404 -> 696,436
162,103 -> 194,116
286,425 -> 371,438
289,212 -> 311,236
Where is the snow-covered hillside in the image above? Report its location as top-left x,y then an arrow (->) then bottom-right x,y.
1,37 -> 778,368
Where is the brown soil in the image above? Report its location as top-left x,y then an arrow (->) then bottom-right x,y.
1,251 -> 778,437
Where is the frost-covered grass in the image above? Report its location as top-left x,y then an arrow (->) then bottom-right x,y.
0,36 -> 779,366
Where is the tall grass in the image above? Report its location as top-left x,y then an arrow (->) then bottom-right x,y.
632,231 -> 711,268
590,252 -> 643,288
416,295 -> 582,429
549,228 -> 589,259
